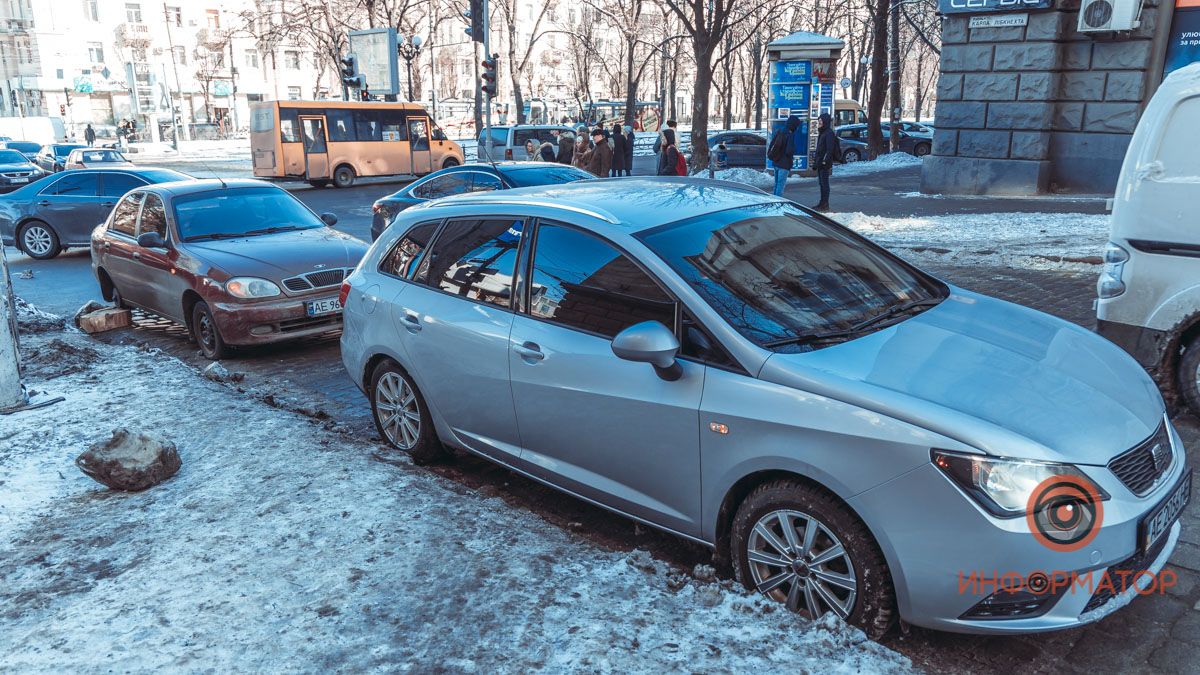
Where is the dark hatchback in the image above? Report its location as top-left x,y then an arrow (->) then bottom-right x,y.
0,149 -> 46,194
0,167 -> 190,259
370,161 -> 592,240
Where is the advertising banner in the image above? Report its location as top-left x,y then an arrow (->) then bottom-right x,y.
769,60 -> 812,171
348,28 -> 400,97
937,0 -> 1052,13
1164,0 -> 1200,77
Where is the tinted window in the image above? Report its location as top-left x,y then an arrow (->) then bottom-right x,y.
137,169 -> 191,183
174,187 -> 323,241
501,166 -> 591,187
381,109 -> 408,141
354,110 -> 382,141
100,173 -> 146,197
109,192 -> 144,236
138,193 -> 167,238
280,109 -> 300,143
42,172 -> 99,196
739,134 -> 766,146
514,129 -> 540,147
419,219 -> 522,308
412,173 -> 470,199
0,150 -> 26,163
468,173 -> 502,192
638,203 -> 946,350
380,221 -> 438,278
529,225 -> 674,338
327,109 -> 355,142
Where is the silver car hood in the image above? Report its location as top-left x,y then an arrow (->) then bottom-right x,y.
758,289 -> 1164,465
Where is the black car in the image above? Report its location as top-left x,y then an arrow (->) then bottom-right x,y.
0,149 -> 47,194
707,131 -> 768,168
370,161 -> 593,241
34,143 -> 88,173
835,124 -> 931,158
0,140 -> 43,162
0,167 -> 191,259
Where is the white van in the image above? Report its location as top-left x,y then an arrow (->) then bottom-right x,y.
1096,62 -> 1200,412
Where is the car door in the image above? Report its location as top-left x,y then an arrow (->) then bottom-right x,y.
739,134 -> 767,168
129,192 -> 182,319
394,217 -> 523,462
408,117 -> 432,175
508,222 -> 705,536
100,191 -> 146,303
33,171 -> 103,245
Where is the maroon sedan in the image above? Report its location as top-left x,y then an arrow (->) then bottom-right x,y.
90,178 -> 368,359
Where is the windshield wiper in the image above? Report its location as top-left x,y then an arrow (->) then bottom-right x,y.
764,296 -> 944,349
183,232 -> 246,242
243,225 -> 307,236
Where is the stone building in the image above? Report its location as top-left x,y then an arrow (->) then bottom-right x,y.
921,0 -> 1189,195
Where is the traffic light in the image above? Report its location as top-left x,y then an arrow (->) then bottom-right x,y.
464,0 -> 485,43
359,84 -> 371,101
59,104 -> 66,116
340,53 -> 363,89
480,54 -> 498,98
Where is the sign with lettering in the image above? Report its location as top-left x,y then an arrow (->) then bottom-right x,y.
969,13 -> 1029,27
939,0 -> 1052,14
769,59 -> 812,171
1164,0 -> 1200,77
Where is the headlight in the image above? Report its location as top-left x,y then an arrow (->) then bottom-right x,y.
1098,241 -> 1129,299
932,450 -> 1108,518
224,277 -> 282,299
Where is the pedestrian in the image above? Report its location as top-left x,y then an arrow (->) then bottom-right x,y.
656,126 -> 680,176
610,123 -> 629,177
84,123 -> 96,146
623,125 -> 634,175
812,112 -> 840,211
766,115 -> 801,197
572,126 -> 591,170
585,128 -> 612,177
553,128 -> 575,165
534,139 -> 556,162
653,118 -> 679,157
68,130 -> 77,143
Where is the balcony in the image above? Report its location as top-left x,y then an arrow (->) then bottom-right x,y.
115,22 -> 151,48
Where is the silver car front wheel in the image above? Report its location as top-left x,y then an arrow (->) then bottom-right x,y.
746,509 -> 857,620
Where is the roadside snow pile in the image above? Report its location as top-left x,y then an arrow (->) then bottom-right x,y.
712,167 -> 774,189
834,211 -> 1109,271
0,318 -> 914,673
835,152 -> 923,177
714,153 -> 923,190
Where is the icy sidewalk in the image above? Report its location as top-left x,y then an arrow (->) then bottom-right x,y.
0,319 -> 913,673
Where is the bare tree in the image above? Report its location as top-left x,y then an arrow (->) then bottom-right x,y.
193,29 -> 231,121
864,0 -> 889,157
495,0 -> 553,123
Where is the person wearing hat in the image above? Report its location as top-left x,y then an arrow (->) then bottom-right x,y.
584,127 -> 612,177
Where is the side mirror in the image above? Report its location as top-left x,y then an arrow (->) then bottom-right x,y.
320,212 -> 338,226
136,231 -> 166,249
611,320 -> 682,381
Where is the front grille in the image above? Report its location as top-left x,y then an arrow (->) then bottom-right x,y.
1081,531 -> 1170,614
1109,422 -> 1173,496
1,171 -> 32,178
282,267 -> 351,293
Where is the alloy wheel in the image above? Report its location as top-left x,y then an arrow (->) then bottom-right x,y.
746,508 -> 858,620
22,225 -> 53,257
375,372 -> 421,450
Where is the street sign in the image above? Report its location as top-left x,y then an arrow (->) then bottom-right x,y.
348,28 -> 400,97
969,13 -> 1028,27
839,76 -> 851,89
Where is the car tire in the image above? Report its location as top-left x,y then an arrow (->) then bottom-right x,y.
732,479 -> 896,639
914,143 -> 931,157
308,179 -> 331,188
18,221 -> 60,260
442,157 -> 460,170
190,300 -> 229,360
369,360 -> 448,465
332,165 -> 356,188
1176,335 -> 1200,416
842,149 -> 861,163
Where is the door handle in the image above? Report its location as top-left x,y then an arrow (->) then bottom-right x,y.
513,341 -> 544,362
36,200 -> 50,206
403,314 -> 422,334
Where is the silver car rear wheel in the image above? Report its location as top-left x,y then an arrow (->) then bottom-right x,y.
375,371 -> 421,450
746,508 -> 858,620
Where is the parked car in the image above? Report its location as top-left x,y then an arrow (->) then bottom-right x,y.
835,124 -> 931,158
707,131 -> 768,168
34,143 -> 87,172
833,127 -> 870,163
65,147 -> 133,170
476,124 -> 574,161
370,161 -> 593,240
0,149 -> 47,194
883,121 -> 935,141
91,178 -> 368,359
341,177 -> 1188,636
0,140 -> 43,161
1098,62 -> 1200,414
0,167 -> 190,259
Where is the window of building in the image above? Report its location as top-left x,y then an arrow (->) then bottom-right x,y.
211,49 -> 224,67
380,222 -> 439,279
286,86 -> 302,101
528,224 -> 674,338
83,0 -> 99,21
244,50 -> 258,68
87,43 -> 104,63
419,219 -> 523,308
165,6 -> 181,27
125,2 -> 142,23
172,46 -> 186,65
284,50 -> 300,70
206,9 -> 220,30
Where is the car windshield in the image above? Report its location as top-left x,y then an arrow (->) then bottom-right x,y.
500,166 -> 592,186
638,203 -> 947,351
77,150 -> 125,162
0,150 -> 28,163
174,186 -> 324,241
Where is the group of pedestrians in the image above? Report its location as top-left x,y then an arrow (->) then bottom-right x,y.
524,124 -> 636,178
767,113 -> 840,211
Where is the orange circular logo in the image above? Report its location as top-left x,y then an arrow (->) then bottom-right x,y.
1026,475 -> 1104,552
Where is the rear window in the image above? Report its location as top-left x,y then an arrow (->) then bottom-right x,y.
501,166 -> 592,187
250,106 -> 274,133
136,169 -> 191,183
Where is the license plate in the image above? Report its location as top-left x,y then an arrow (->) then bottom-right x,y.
10,177 -> 27,184
1139,468 -> 1192,553
305,297 -> 342,317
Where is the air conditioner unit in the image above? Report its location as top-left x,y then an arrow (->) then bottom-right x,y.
1078,0 -> 1142,32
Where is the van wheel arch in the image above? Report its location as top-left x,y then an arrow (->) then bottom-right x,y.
332,164 -> 356,188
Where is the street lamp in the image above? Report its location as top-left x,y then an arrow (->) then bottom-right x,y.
398,35 -> 424,102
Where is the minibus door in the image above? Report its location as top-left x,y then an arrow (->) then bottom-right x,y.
300,116 -> 330,180
409,117 -> 432,175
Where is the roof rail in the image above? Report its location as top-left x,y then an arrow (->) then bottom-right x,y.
417,197 -> 620,224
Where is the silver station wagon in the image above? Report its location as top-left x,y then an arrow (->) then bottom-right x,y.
339,178 -> 1189,636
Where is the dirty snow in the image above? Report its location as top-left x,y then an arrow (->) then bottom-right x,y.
833,211 -> 1110,271
712,153 -> 924,190
0,314 -> 914,673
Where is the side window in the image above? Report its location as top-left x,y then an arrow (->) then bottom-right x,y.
280,109 -> 300,143
528,224 -> 675,338
379,221 -> 439,279
109,192 -> 145,237
41,172 -> 99,196
514,129 -> 538,147
326,109 -> 354,142
419,218 -> 523,308
743,134 -> 766,146
354,110 -> 382,141
468,173 -> 503,192
138,193 -> 167,239
100,173 -> 146,198
412,173 -> 470,199
381,109 -> 408,141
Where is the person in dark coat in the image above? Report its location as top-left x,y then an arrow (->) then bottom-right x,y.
585,128 -> 613,177
553,129 -> 575,164
812,112 -> 838,210
572,126 -> 591,170
84,124 -> 96,145
656,127 -> 680,176
768,115 -> 801,197
610,123 -> 629,176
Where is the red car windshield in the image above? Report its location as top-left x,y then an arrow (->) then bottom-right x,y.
175,187 -> 324,241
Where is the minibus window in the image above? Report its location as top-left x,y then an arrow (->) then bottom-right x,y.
280,109 -> 300,143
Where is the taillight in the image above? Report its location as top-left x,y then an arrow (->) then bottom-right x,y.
338,280 -> 351,306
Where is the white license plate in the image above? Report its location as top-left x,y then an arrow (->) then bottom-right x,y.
305,297 -> 343,317
1139,469 -> 1191,552
10,177 -> 28,184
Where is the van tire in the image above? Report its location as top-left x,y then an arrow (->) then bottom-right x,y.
1177,335 -> 1200,416
332,165 -> 355,188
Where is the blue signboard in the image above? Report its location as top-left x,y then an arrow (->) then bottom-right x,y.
1164,0 -> 1200,77
769,60 -> 813,171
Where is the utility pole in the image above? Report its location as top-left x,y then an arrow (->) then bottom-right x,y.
428,7 -> 438,119
162,2 -> 187,146
888,0 -> 901,153
752,34 -> 762,131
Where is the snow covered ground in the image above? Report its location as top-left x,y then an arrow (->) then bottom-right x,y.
0,308 -> 914,673
712,153 -> 924,190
